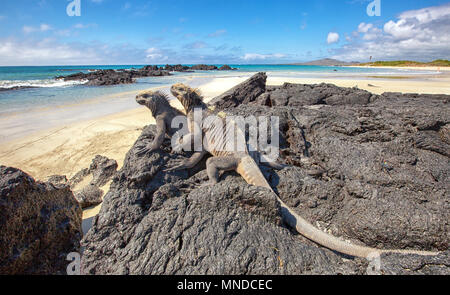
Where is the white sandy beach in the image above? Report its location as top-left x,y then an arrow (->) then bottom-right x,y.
1,70 -> 449,219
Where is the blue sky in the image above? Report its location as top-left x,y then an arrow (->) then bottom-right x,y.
0,0 -> 449,65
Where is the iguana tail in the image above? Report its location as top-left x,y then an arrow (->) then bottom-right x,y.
236,156 -> 440,259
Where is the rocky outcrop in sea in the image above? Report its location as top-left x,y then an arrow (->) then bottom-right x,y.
56,64 -> 238,86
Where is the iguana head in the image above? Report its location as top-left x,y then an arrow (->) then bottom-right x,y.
170,83 -> 205,113
136,90 -> 171,116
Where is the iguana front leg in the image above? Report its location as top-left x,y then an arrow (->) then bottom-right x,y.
165,151 -> 207,171
136,117 -> 166,155
205,156 -> 240,185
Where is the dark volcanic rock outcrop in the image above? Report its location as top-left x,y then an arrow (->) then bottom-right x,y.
88,155 -> 119,187
0,166 -> 82,275
260,82 -> 378,107
47,175 -> 69,189
57,68 -> 171,86
57,65 -> 239,86
209,72 -> 267,110
74,184 -> 104,209
163,64 -> 192,72
81,127 -> 364,275
81,73 -> 449,275
68,155 -> 118,209
218,65 -> 237,71
190,64 -> 218,71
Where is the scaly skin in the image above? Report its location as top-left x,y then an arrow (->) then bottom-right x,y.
135,90 -> 187,155
169,83 -> 440,259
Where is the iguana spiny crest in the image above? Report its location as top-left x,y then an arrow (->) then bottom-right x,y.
171,83 -> 206,113
136,90 -> 172,117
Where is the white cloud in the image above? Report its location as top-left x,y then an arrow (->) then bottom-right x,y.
208,29 -> 227,38
359,24 -> 382,41
145,47 -> 168,62
184,41 -> 208,49
332,3 -> 450,61
74,23 -> 97,29
358,23 -> 373,33
40,24 -> 52,31
55,30 -> 71,37
383,19 -> 417,40
22,26 -> 35,34
0,37 -> 248,66
22,23 -> 52,34
0,39 -> 98,65
242,53 -> 286,61
0,38 -> 167,66
327,32 -> 339,44
399,3 -> 450,24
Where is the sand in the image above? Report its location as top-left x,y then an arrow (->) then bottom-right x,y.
1,71 -> 449,219
0,107 -> 151,179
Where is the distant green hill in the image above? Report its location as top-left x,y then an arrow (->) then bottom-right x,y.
358,59 -> 450,67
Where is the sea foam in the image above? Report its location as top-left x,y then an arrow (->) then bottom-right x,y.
0,79 -> 88,89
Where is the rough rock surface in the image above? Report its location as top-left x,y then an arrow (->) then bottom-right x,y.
69,155 -> 118,208
81,128 -> 365,275
0,166 -> 82,274
81,73 -> 449,275
88,155 -> 118,187
209,72 -> 267,110
74,185 -> 104,209
260,82 -> 378,107
47,175 -> 69,189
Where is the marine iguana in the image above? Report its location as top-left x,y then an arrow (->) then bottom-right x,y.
168,83 -> 440,259
135,90 -> 187,155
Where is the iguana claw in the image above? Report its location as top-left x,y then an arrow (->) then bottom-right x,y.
135,146 -> 149,156
163,159 -> 187,172
135,144 -> 157,156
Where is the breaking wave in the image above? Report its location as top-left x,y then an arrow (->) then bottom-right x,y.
0,79 -> 88,89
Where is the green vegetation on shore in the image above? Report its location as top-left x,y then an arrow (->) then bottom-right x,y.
358,59 -> 450,67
